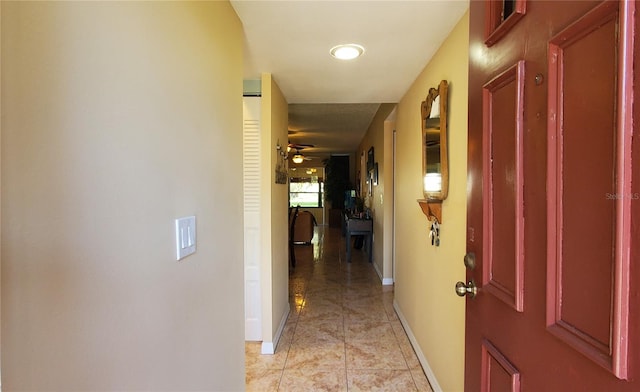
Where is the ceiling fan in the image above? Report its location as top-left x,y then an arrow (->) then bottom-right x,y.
291,148 -> 318,164
288,143 -> 316,164
287,143 -> 315,164
288,142 -> 314,151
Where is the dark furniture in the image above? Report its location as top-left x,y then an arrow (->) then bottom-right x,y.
288,206 -> 299,268
293,211 -> 315,244
344,215 -> 373,263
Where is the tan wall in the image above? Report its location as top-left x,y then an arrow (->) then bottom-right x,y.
0,1 -> 3,377
394,11 -> 469,391
261,74 -> 290,345
382,112 -> 396,281
356,104 -> 396,281
1,2 -> 245,390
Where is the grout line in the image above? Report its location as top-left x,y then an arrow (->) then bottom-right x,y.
276,276 -> 308,391
255,226 -> 421,391
342,284 -> 350,392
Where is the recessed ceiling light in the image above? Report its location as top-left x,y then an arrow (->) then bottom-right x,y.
330,44 -> 365,60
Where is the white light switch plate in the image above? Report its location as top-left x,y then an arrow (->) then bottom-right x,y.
175,216 -> 196,260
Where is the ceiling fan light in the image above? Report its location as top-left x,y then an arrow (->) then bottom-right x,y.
330,44 -> 365,60
292,154 -> 304,164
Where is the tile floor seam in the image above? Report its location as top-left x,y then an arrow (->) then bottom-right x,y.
247,226 -> 432,391
342,312 -> 349,391
280,320 -> 297,372
409,368 -> 424,391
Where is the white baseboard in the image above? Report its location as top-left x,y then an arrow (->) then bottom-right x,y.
373,260 -> 394,286
393,300 -> 443,392
261,305 -> 290,355
261,341 -> 275,355
373,261 -> 383,281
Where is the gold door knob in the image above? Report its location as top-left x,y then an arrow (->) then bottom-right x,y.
455,280 -> 477,298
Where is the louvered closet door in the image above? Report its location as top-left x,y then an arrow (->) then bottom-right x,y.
243,97 -> 262,341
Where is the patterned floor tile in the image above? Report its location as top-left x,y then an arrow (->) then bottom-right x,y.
245,368 -> 282,392
245,226 -> 432,391
285,341 -> 346,369
279,368 -> 348,392
346,339 -> 408,370
347,369 -> 418,391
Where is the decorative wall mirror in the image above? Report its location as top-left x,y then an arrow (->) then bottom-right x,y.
421,79 -> 449,201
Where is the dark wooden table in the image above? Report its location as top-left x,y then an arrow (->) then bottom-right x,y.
344,216 -> 373,263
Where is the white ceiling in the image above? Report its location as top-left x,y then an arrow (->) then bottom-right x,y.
231,0 -> 469,165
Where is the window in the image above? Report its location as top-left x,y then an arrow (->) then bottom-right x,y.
289,180 -> 323,208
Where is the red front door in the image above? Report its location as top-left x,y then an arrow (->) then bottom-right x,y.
465,1 -> 639,390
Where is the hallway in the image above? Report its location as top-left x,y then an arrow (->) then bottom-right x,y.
245,226 -> 433,391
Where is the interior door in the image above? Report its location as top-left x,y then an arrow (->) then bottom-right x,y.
464,1 -> 639,390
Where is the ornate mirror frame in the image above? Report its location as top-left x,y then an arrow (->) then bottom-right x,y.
421,79 -> 449,202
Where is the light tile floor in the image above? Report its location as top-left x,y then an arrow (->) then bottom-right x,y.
246,226 -> 433,391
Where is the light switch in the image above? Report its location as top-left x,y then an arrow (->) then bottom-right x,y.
175,216 -> 196,260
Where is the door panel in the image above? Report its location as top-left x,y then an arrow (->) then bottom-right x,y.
485,0 -> 527,46
546,2 -> 627,376
481,340 -> 520,392
482,61 -> 525,311
466,0 -> 638,390
243,97 -> 262,341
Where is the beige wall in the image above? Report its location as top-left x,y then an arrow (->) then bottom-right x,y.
382,111 -> 396,281
1,2 -> 245,390
394,11 -> 469,391
356,104 -> 396,281
261,74 -> 290,347
0,1 -> 3,378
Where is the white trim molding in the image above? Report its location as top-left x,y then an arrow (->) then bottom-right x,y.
261,305 -> 290,355
373,254 -> 394,285
373,261 -> 384,282
393,299 -> 443,392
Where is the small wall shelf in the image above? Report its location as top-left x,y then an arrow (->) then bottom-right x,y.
417,199 -> 442,223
